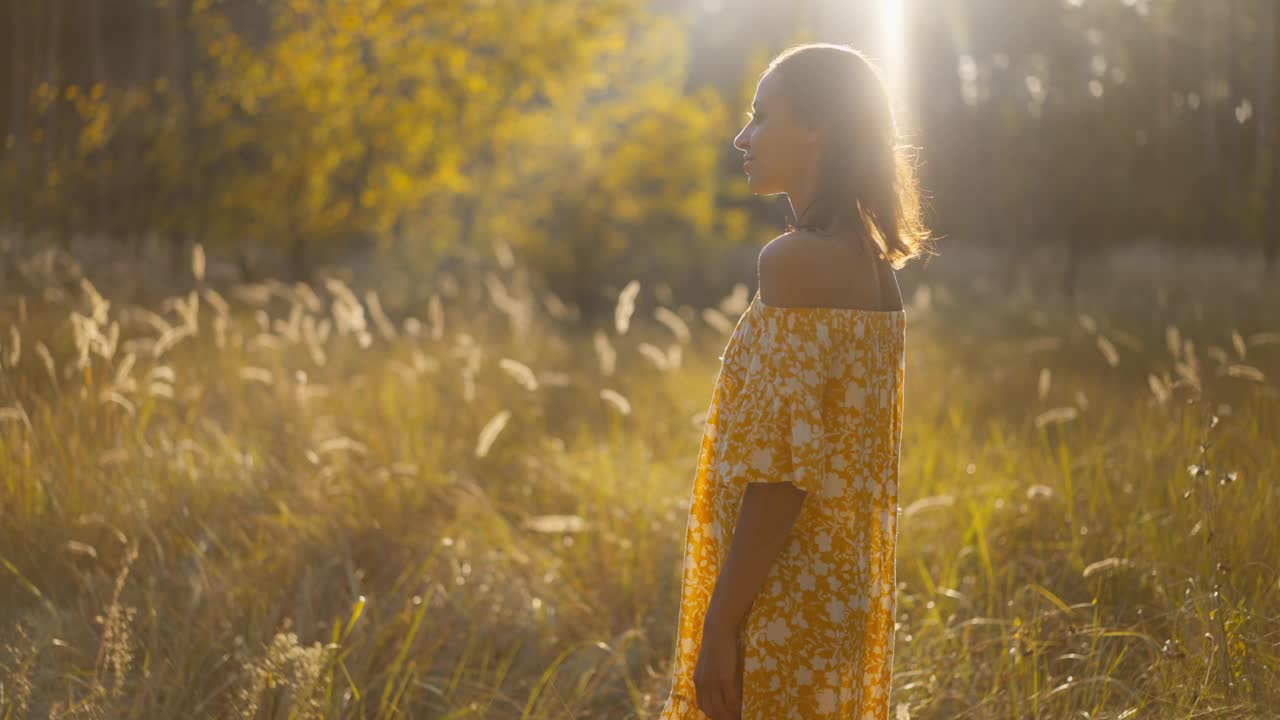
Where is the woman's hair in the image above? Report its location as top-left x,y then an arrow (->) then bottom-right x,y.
767,43 -> 934,270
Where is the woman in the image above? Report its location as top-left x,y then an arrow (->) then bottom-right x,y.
657,43 -> 932,720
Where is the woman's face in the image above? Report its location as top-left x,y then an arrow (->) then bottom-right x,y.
733,71 -> 821,196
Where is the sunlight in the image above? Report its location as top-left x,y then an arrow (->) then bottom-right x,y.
878,0 -> 909,125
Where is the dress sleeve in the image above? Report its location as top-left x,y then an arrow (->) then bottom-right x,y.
730,309 -> 829,495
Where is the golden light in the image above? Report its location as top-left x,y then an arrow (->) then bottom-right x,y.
878,0 -> 909,125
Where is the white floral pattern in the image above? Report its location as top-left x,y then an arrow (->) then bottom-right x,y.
659,289 -> 906,719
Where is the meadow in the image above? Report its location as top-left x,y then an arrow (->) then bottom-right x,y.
1,240 -> 1278,719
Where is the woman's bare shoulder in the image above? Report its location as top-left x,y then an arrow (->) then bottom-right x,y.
759,230 -> 885,309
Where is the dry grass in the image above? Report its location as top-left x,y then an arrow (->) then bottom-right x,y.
1,242 -> 1278,719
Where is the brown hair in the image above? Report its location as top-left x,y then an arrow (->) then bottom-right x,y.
766,43 -> 934,270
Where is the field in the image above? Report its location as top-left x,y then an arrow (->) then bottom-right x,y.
1,241 -> 1278,719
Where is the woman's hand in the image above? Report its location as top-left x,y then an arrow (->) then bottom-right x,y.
694,619 -> 742,720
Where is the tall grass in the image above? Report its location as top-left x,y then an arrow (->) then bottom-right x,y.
1,242 -> 1277,718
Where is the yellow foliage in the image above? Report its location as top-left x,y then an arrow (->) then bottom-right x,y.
13,0 -> 739,288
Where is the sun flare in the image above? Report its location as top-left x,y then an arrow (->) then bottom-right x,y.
878,0 -> 909,122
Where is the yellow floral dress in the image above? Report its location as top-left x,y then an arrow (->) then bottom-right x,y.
659,289 -> 906,720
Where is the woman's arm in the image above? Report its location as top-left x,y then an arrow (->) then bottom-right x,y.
704,238 -> 823,635
703,481 -> 807,635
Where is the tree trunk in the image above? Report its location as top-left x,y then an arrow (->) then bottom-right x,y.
89,0 -> 107,83
44,0 -> 62,167
1226,1 -> 1241,234
291,233 -> 308,282
289,198 -> 308,281
1062,221 -> 1081,309
45,0 -> 65,243
1199,2 -> 1225,246
165,0 -> 189,271
1154,1 -> 1174,244
1268,1 -> 1280,279
88,0 -> 108,235
9,0 -> 29,232
127,0 -> 153,242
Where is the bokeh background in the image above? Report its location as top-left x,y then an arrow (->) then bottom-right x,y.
1,2 -> 1278,719
3,0 -> 1278,303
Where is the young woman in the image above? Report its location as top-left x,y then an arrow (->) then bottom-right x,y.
658,43 -> 932,720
